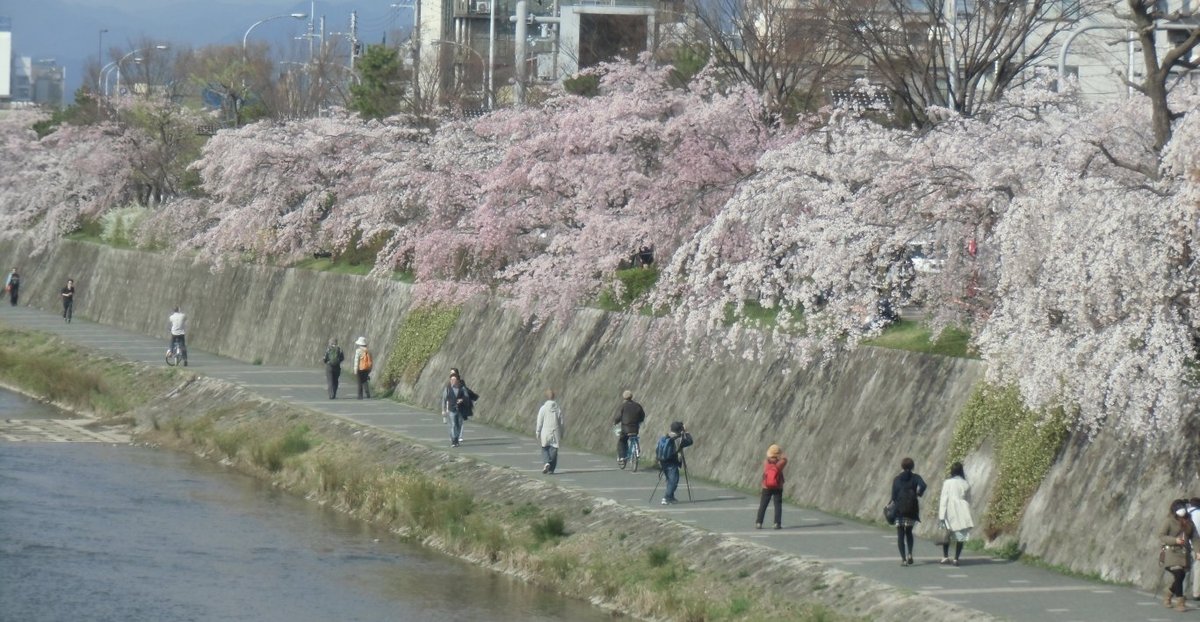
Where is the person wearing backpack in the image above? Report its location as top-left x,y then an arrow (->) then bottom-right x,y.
352,336 -> 372,399
755,444 -> 788,529
322,338 -> 345,400
656,421 -> 693,505
891,457 -> 927,566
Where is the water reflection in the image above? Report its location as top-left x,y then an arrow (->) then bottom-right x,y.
0,395 -> 614,622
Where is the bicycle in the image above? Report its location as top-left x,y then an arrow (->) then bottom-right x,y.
165,340 -> 188,367
619,433 -> 640,472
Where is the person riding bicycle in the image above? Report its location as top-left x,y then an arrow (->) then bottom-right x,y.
168,306 -> 187,365
613,390 -> 646,468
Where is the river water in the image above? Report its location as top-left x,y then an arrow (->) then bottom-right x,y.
0,391 -> 613,622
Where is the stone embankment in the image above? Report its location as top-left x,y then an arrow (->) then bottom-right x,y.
3,237 -> 1196,589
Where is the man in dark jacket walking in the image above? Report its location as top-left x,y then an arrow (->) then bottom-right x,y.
613,390 -> 646,467
322,338 -> 344,399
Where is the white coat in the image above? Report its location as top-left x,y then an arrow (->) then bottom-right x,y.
938,476 -> 975,531
535,400 -> 564,448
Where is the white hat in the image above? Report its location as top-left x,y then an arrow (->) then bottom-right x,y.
355,336 -> 367,346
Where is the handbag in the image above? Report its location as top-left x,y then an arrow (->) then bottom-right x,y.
612,424 -> 622,438
884,500 -> 897,525
935,525 -> 952,546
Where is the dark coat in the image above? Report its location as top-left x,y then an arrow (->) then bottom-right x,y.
613,399 -> 646,435
891,470 -> 927,521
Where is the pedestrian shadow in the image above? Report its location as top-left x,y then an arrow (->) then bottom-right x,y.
677,495 -> 748,504
782,521 -> 842,529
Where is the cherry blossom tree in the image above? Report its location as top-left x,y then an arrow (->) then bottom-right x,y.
0,110 -> 137,253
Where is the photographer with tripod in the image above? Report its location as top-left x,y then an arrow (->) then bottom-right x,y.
655,421 -> 693,505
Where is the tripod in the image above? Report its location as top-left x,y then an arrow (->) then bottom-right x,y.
648,446 -> 692,503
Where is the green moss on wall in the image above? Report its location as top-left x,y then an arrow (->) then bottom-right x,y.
378,305 -> 461,395
948,383 -> 1069,538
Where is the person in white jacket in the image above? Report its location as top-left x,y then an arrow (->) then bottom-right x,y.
535,389 -> 564,474
938,462 -> 974,566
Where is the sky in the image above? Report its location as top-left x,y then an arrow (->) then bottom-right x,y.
0,0 -> 414,101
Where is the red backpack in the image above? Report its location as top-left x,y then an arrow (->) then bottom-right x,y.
763,460 -> 784,489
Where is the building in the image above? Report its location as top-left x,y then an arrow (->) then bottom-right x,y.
0,17 -> 11,103
416,0 -> 672,107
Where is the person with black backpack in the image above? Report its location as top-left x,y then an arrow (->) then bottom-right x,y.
322,338 -> 345,399
891,457 -> 927,566
656,421 -> 693,505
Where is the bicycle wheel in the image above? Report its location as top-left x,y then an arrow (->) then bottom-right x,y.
630,437 -> 640,472
165,349 -> 178,366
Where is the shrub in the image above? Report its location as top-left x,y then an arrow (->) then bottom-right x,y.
378,305 -> 461,394
531,513 -> 567,543
948,383 -> 1068,535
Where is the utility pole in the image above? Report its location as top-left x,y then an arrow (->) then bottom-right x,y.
514,0 -> 527,106
308,1 -> 316,62
349,11 -> 359,70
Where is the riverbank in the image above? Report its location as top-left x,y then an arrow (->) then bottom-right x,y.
0,322 -> 1000,622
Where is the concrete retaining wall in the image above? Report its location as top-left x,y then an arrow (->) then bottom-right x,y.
4,238 -> 1194,588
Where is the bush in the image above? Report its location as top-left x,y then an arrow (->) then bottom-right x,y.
948,383 -> 1068,536
378,305 -> 461,394
100,206 -> 151,248
531,513 -> 567,543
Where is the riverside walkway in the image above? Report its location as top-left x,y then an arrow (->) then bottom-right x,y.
1,305 -> 1184,622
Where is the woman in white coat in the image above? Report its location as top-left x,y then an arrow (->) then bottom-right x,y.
535,389 -> 564,474
938,462 -> 974,566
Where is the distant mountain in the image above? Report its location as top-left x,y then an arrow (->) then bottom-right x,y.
1,0 -> 413,102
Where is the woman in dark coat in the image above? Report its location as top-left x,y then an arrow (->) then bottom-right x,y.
891,457 -> 927,566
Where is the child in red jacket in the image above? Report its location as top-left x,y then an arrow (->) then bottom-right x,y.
755,444 -> 788,529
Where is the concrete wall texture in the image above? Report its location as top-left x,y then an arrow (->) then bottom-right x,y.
4,238 -> 1193,589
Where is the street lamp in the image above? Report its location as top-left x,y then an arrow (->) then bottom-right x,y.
243,13 -> 308,61
111,44 -> 168,97
97,29 -> 108,65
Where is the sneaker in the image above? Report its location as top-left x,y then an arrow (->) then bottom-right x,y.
907,556 -> 914,566
542,463 -> 551,474
952,559 -> 960,567
755,523 -> 762,529
773,524 -> 781,530
940,557 -> 951,565
665,498 -> 677,505
661,498 -> 669,505
900,559 -> 909,567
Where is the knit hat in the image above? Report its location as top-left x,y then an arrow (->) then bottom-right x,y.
767,444 -> 782,459
355,336 -> 367,346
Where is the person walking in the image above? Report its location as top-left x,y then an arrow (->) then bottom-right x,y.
891,457 -> 927,566
322,338 -> 344,399
60,279 -> 75,322
168,306 -> 187,365
6,268 -> 19,307
1160,501 -> 1197,612
613,390 -> 646,468
443,374 -> 472,447
352,336 -> 372,399
446,367 -> 479,443
755,444 -> 788,529
657,421 -> 693,505
535,389 -> 564,474
937,462 -> 974,566
1187,497 -> 1200,600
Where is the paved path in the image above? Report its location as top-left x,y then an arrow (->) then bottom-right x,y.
1,305 -> 1188,622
